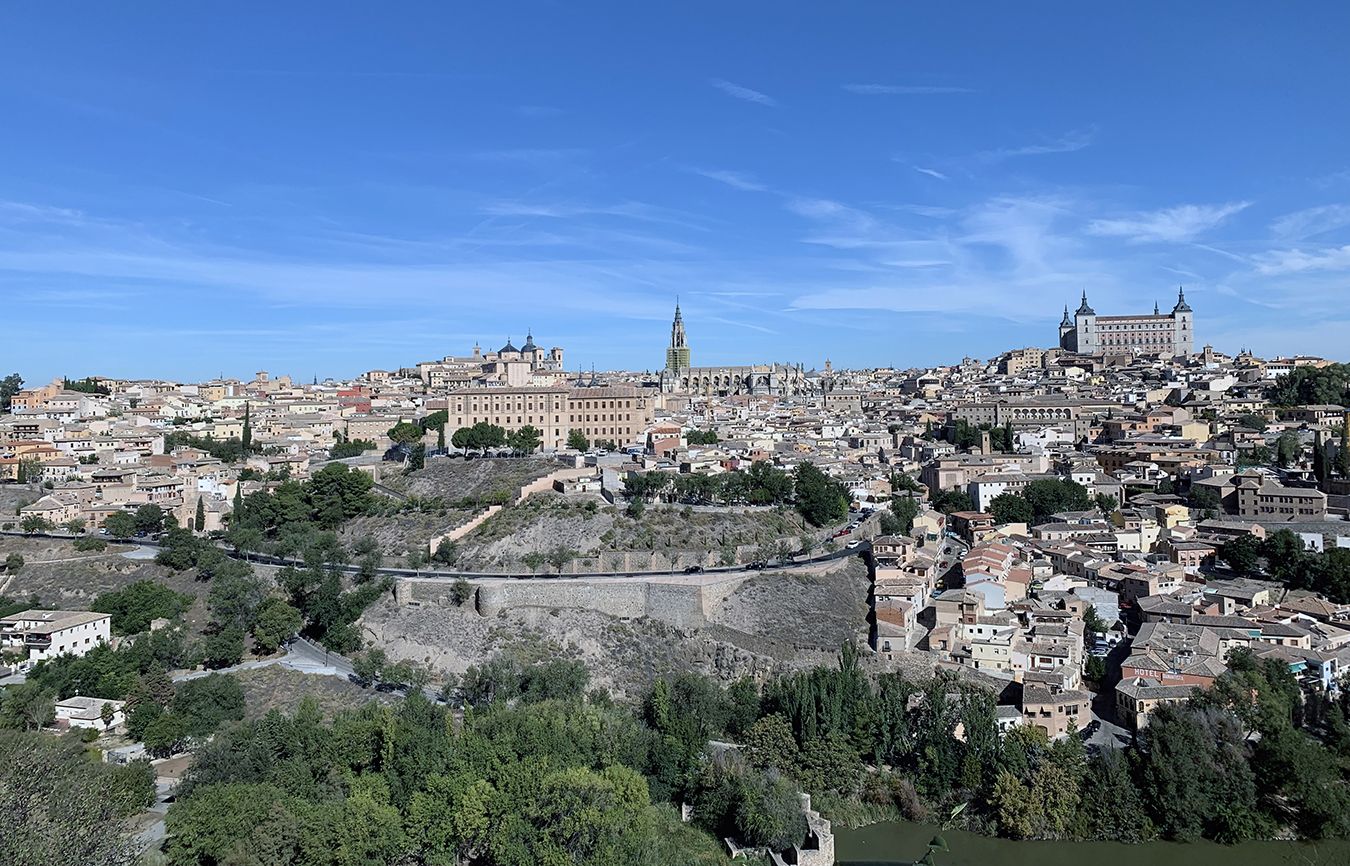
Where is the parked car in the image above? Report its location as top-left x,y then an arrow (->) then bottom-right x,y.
846,540 -> 861,549
683,565 -> 704,574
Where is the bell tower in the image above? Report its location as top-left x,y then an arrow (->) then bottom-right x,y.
665,299 -> 691,374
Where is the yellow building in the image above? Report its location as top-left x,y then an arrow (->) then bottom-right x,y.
439,385 -> 655,450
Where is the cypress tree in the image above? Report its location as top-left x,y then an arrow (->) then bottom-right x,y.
194,497 -> 205,532
241,402 -> 252,453
1338,420 -> 1350,477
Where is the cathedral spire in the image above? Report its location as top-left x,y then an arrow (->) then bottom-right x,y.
665,298 -> 691,373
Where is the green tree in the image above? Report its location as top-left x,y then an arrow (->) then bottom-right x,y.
251,598 -> 304,654
743,713 -> 800,772
449,578 -> 473,606
735,770 -> 808,850
989,492 -> 1034,525
19,515 -> 51,534
173,674 -> 246,737
1021,478 -> 1092,523
202,627 -> 246,669
1275,431 -> 1301,468
793,462 -> 849,527
431,538 -> 458,565
890,495 -> 919,534
566,429 -> 590,451
240,402 -> 252,453
133,503 -> 168,534
16,457 -> 43,485
0,682 -> 56,730
1338,421 -> 1350,477
507,424 -> 543,454
1136,704 -> 1263,842
546,545 -> 578,574
92,580 -> 194,634
194,497 -> 206,532
405,442 -> 426,473
1267,363 -> 1350,406
99,510 -> 132,537
0,729 -> 143,865
0,373 -> 22,412
388,421 -> 424,446
930,488 -> 974,514
3,553 -> 24,573
1221,534 -> 1261,574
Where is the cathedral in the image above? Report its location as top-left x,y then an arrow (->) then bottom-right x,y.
1058,288 -> 1194,356
659,302 -> 809,396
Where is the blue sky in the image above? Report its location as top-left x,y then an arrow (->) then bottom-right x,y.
3,3 -> 1350,382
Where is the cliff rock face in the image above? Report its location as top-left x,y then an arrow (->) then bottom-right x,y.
364,558 -> 886,697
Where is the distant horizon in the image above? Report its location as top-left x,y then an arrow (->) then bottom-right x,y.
4,4 -> 1349,379
4,315 -> 1310,389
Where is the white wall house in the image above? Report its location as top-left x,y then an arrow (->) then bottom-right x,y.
55,696 -> 126,730
0,610 -> 112,662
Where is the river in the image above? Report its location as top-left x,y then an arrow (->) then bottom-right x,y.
835,821 -> 1350,866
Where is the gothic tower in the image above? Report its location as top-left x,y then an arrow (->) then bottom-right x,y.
665,300 -> 691,373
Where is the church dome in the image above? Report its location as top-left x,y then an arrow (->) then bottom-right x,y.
499,338 -> 518,354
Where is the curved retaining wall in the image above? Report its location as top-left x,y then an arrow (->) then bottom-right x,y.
470,579 -> 710,629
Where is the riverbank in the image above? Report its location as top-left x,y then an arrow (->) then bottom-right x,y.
835,820 -> 1350,866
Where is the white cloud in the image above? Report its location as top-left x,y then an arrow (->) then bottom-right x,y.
1270,204 -> 1350,240
1253,244 -> 1350,275
709,78 -> 777,106
1086,201 -> 1250,244
912,166 -> 948,181
978,128 -> 1096,163
690,168 -> 768,192
843,83 -> 974,95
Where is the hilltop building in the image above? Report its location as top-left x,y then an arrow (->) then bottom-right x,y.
659,302 -> 809,396
1058,288 -> 1194,356
414,333 -> 565,390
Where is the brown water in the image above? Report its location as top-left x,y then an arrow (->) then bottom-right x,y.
835,821 -> 1350,866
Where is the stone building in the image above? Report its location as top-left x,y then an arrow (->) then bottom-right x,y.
1058,288 -> 1194,355
658,302 -> 810,396
417,333 -> 565,390
436,384 -> 655,451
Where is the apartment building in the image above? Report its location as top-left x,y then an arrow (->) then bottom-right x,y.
440,385 -> 655,450
0,610 -> 111,662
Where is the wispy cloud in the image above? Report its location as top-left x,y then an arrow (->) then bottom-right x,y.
843,83 -> 974,95
708,316 -> 777,334
1086,201 -> 1250,244
480,200 -> 712,232
977,127 -> 1096,163
709,78 -> 777,106
1253,245 -> 1350,275
1270,204 -> 1350,240
0,200 -> 90,226
690,168 -> 769,192
912,166 -> 949,181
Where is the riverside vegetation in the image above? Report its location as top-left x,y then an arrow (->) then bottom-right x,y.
116,640 -> 1350,865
